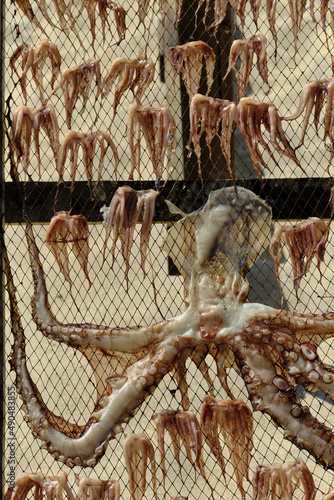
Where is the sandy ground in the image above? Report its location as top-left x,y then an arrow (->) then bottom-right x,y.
3,0 -> 334,498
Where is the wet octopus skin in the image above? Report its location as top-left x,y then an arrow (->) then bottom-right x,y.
282,76 -> 334,153
169,41 -> 216,101
201,397 -> 253,500
235,97 -> 303,184
102,185 -> 158,284
127,103 -> 176,188
188,93 -> 236,184
10,103 -> 60,181
252,459 -> 316,500
269,217 -> 329,302
151,410 -> 211,498
224,34 -> 269,101
49,59 -> 101,129
4,187 -> 334,471
10,40 -> 61,105
45,212 -> 92,294
123,433 -> 158,500
97,57 -> 155,124
57,129 -> 119,195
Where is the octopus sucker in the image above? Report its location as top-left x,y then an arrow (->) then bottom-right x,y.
45,212 -> 92,294
102,186 -> 158,285
97,57 -> 155,123
123,433 -> 158,500
224,34 -> 269,100
169,41 -> 216,101
269,217 -> 329,302
127,103 -> 176,187
5,185 -> 334,470
188,94 -> 236,185
253,459 -> 316,500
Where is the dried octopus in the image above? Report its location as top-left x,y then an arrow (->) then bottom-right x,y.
269,217 -> 329,302
235,98 -> 302,184
4,471 -> 74,500
188,93 -> 236,184
49,59 -> 101,129
169,41 -> 216,101
201,397 -> 253,500
151,409 -> 211,497
102,185 -> 158,285
324,489 -> 334,500
127,103 -> 176,187
57,129 -> 119,195
253,459 -> 316,500
282,77 -> 334,159
4,187 -> 334,483
123,433 -> 158,500
10,40 -> 61,104
9,104 -> 60,181
45,212 -> 92,296
76,0 -> 126,55
4,472 -> 120,499
97,57 -> 155,123
223,34 -> 269,100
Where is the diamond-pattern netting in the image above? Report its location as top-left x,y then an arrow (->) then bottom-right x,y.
2,0 -> 334,498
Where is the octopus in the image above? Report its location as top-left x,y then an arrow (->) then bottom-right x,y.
75,477 -> 120,499
282,77 -> 334,159
169,41 -> 216,101
235,98 -> 302,184
57,129 -> 119,195
127,103 -> 176,188
49,59 -> 101,129
4,471 -> 74,499
188,93 -> 236,184
253,459 -> 316,500
269,217 -> 329,302
10,40 -> 61,104
13,0 -> 48,36
223,34 -> 269,100
151,410 -> 211,497
102,185 -> 158,285
123,433 -> 158,500
45,212 -> 91,296
97,57 -> 155,123
9,104 -> 60,181
4,186 -> 334,481
201,397 -> 253,500
76,0 -> 126,56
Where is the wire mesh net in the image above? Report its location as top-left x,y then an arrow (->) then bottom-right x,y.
2,0 -> 334,498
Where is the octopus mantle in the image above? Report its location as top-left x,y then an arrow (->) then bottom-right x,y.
4,187 -> 334,469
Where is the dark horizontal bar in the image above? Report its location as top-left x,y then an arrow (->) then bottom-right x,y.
4,177 -> 333,224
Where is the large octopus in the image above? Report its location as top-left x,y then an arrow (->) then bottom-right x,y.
4,186 -> 334,485
169,41 -> 216,101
